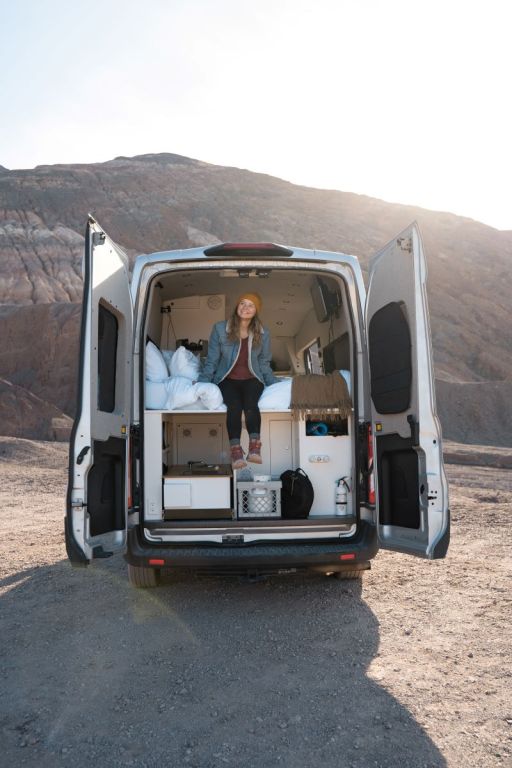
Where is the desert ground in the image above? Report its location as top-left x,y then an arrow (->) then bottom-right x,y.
0,437 -> 510,768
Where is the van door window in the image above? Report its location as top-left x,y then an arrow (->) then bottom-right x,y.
368,301 -> 412,413
98,303 -> 118,413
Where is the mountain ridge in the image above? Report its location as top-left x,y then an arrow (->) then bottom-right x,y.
0,152 -> 510,443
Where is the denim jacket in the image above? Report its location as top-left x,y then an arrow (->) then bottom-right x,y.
198,321 -> 278,387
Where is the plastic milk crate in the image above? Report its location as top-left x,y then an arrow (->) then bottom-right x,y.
236,478 -> 282,519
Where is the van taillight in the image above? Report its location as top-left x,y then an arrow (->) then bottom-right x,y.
367,424 -> 375,505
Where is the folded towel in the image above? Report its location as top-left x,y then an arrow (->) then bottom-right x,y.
290,372 -> 352,420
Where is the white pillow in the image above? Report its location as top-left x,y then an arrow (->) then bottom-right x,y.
178,401 -> 227,411
145,380 -> 170,409
161,349 -> 175,375
169,346 -> 201,380
164,376 -> 199,410
258,379 -> 292,410
195,382 -> 224,410
146,377 -> 201,410
146,341 -> 168,382
177,400 -> 209,411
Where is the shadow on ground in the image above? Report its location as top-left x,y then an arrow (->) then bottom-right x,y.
0,558 -> 445,768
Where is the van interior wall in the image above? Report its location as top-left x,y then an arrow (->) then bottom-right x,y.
159,295 -> 227,350
146,269 -> 351,374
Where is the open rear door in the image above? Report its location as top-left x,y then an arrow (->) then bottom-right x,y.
366,223 -> 449,559
65,216 -> 133,565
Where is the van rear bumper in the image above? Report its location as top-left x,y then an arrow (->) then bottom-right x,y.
126,521 -> 378,574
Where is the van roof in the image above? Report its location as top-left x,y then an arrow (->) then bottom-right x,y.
134,244 -> 361,271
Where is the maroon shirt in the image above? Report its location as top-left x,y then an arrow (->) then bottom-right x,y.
227,337 -> 253,380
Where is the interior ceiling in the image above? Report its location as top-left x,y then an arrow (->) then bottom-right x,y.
158,268 -> 326,336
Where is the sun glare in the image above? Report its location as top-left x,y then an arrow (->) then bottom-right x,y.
0,0 -> 510,228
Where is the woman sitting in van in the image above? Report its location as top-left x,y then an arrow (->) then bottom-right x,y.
198,292 -> 278,469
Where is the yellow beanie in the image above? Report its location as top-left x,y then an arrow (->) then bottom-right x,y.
236,292 -> 262,314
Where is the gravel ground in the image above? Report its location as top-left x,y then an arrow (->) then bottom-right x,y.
0,437 -> 511,768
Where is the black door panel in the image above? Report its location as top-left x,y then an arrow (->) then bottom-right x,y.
88,437 -> 126,536
376,434 -> 420,529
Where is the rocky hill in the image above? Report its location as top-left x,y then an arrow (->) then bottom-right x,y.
0,153 -> 510,443
0,378 -> 72,441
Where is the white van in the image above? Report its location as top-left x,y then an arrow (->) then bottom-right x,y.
65,216 -> 450,586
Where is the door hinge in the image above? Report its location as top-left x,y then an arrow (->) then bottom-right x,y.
92,231 -> 106,246
397,236 -> 412,253
407,414 -> 420,447
71,499 -> 84,508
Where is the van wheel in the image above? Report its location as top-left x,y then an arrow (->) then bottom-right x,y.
334,570 -> 362,580
127,563 -> 160,588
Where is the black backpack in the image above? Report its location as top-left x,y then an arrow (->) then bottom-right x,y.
280,468 -> 314,519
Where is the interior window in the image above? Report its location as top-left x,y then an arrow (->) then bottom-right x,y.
98,303 -> 118,413
303,338 -> 323,374
322,333 -> 350,373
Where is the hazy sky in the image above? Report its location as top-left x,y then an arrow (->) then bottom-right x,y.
1,0 -> 510,229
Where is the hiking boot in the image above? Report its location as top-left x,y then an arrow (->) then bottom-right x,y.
247,439 -> 262,464
230,444 -> 247,470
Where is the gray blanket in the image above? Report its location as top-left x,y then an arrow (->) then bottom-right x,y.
290,372 -> 352,420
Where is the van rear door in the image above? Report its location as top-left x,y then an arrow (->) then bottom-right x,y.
365,223 -> 449,559
65,216 -> 133,565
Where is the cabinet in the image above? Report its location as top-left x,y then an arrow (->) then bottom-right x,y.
174,420 -> 225,465
143,409 -> 294,521
295,422 -> 352,517
144,408 -> 353,521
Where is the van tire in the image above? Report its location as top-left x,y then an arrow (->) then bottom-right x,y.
334,570 -> 362,580
127,563 -> 160,588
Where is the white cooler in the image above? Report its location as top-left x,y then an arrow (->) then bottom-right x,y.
163,465 -> 231,512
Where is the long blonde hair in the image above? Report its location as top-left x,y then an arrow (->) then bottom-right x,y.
227,308 -> 263,347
